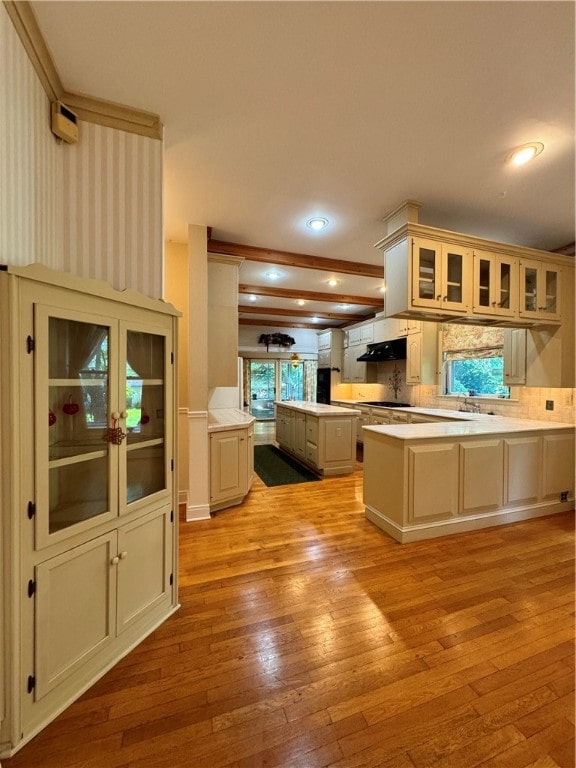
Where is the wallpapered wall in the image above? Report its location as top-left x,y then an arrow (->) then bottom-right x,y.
0,4 -> 164,298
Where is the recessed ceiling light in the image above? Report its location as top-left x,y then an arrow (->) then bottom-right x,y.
306,217 -> 329,232
327,278 -> 339,287
338,303 -> 350,310
379,284 -> 387,293
296,299 -> 306,306
265,270 -> 281,280
248,294 -> 258,302
509,142 -> 544,166
311,316 -> 319,323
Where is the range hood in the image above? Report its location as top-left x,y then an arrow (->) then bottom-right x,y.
356,337 -> 407,362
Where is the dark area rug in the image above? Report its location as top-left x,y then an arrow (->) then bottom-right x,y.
254,444 -> 320,487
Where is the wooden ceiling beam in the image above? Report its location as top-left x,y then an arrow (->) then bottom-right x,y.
239,284 -> 382,307
238,305 -> 367,321
209,239 -> 383,278
239,318 -> 332,330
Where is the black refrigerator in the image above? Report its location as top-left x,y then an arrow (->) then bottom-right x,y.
316,367 -> 331,404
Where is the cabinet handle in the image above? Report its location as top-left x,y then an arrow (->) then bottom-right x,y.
436,295 -> 441,301
492,301 -> 497,307
111,556 -> 120,565
443,296 -> 448,302
119,550 -> 128,560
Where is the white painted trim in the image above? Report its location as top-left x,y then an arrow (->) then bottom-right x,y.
186,504 -> 211,522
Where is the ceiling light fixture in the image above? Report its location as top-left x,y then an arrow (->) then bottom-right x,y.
296,299 -> 306,306
248,294 -> 258,302
306,217 -> 329,232
509,142 -> 544,166
265,270 -> 281,280
327,278 -> 339,287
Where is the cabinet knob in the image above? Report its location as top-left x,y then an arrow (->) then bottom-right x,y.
112,411 -> 120,420
111,556 -> 120,565
120,411 -> 127,420
119,550 -> 128,560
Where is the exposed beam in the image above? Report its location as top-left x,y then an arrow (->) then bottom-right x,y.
239,284 -> 382,307
238,305 -> 367,321
239,317 -> 333,330
209,239 -> 383,278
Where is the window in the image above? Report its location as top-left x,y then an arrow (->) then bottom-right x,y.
443,353 -> 509,398
441,323 -> 509,398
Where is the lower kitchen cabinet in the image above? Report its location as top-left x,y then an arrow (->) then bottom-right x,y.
275,402 -> 358,475
209,423 -> 254,511
363,424 -> 574,543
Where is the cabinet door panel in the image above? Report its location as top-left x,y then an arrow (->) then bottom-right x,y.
408,443 -> 458,521
323,419 -> 353,462
35,533 -> 116,699
412,238 -> 440,308
542,434 -> 575,500
460,440 -> 503,513
120,320 -> 173,513
36,305 -> 117,550
210,430 -> 246,503
117,508 -> 170,634
504,437 -> 541,505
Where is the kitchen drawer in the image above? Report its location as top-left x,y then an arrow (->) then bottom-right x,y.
306,441 -> 318,466
306,416 -> 319,444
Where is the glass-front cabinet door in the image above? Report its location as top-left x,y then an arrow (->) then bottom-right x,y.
411,238 -> 470,313
36,307 -> 118,548
35,308 -> 173,547
120,323 -> 172,512
473,251 -> 518,317
519,260 -> 561,321
411,238 -> 441,309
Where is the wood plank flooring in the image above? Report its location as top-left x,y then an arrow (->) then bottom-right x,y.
4,446 -> 575,768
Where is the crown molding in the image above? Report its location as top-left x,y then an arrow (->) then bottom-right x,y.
3,0 -> 163,140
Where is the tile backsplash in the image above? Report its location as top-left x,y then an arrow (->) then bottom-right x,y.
331,364 -> 575,423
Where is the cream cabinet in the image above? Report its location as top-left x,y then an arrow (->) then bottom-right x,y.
275,402 -> 358,475
519,259 -> 561,322
342,347 -> 378,384
209,423 -> 254,511
363,424 -> 574,543
317,329 -> 343,370
0,265 -> 179,758
472,251 -> 518,318
410,237 -> 472,314
503,328 -> 527,385
379,224 -> 570,328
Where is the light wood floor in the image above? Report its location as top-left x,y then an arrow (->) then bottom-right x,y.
5,449 -> 575,768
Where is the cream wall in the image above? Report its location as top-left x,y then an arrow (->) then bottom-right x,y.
0,3 -> 164,298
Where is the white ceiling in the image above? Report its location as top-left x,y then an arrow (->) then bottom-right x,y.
31,0 -> 575,328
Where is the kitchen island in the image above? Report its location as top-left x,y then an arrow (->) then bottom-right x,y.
275,400 -> 360,476
363,414 -> 575,542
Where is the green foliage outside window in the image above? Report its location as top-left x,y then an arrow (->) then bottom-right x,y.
445,356 -> 509,397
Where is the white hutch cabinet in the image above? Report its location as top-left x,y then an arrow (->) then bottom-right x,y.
0,265 -> 180,758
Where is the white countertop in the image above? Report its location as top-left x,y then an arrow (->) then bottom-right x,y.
208,408 -> 255,432
364,415 -> 575,441
275,400 -> 361,416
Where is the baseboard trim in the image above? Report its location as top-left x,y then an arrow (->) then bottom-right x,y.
185,503 -> 211,521
365,501 -> 574,543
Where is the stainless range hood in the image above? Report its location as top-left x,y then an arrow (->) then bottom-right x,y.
356,337 -> 407,362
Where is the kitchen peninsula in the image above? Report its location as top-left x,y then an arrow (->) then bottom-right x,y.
363,412 -> 575,543
275,401 -> 360,476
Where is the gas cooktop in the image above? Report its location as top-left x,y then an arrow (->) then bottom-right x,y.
357,401 -> 412,407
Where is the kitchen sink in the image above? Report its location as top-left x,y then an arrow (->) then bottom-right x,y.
357,401 -> 412,407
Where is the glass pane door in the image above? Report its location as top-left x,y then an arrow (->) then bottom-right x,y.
445,250 -> 464,304
124,330 -> 166,505
415,244 -> 438,303
41,313 -> 113,542
249,361 -> 276,419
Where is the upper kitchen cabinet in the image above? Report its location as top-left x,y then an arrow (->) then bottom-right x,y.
317,329 -> 343,370
519,260 -> 561,322
377,223 -> 571,328
472,251 -> 518,318
411,238 -> 472,315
